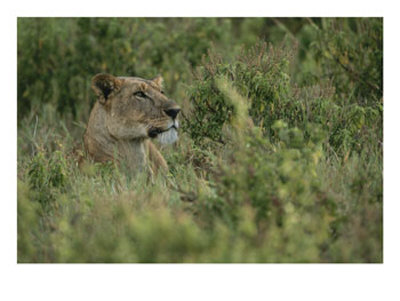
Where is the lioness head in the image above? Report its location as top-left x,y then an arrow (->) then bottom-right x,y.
91,73 -> 180,144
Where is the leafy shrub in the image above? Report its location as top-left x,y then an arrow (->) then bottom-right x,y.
185,36 -> 382,157
308,18 -> 383,106
185,42 -> 293,146
191,79 -> 331,257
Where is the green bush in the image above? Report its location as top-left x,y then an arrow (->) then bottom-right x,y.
185,42 -> 293,146
185,36 -> 382,157
309,18 -> 383,106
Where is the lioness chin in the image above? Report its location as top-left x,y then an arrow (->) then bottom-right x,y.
83,73 -> 180,175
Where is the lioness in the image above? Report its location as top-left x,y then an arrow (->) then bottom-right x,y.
83,73 -> 180,174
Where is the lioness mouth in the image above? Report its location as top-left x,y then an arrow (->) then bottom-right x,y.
148,125 -> 177,138
148,125 -> 179,145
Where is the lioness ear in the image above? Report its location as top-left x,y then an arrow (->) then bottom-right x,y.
152,75 -> 164,89
92,73 -> 123,104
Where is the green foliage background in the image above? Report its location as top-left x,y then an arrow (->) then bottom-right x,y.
17,17 -> 382,263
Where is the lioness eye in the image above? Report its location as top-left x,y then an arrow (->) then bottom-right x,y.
134,91 -> 146,98
161,91 -> 165,95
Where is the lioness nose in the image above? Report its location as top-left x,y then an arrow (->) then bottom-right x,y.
164,108 -> 181,119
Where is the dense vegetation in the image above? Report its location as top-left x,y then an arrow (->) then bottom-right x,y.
17,18 -> 383,263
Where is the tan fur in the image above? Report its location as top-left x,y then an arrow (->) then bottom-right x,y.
83,73 -> 180,175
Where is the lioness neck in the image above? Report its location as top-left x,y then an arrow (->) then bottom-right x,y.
84,102 -> 148,172
114,139 -> 148,172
